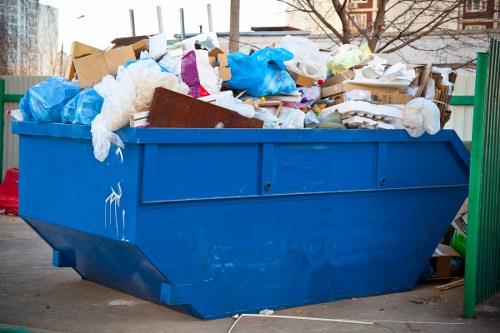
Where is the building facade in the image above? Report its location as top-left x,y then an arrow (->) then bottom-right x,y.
0,0 -> 59,76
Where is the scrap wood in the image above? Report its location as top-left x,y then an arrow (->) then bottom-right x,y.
434,278 -> 464,292
275,102 -> 284,117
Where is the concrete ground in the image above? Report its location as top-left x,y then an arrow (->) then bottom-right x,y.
1,214 -> 499,333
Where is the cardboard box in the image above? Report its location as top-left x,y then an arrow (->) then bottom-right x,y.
331,90 -> 372,105
73,45 -> 136,88
322,69 -> 355,87
321,82 -> 399,98
371,93 -> 413,104
431,243 -> 461,279
209,48 -> 231,81
286,67 -> 314,88
65,41 -> 102,81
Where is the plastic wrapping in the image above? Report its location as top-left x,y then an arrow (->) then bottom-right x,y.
277,35 -> 328,81
226,48 -> 296,96
61,88 -> 103,125
214,93 -> 255,118
181,50 -> 222,97
318,110 -> 345,129
328,44 -> 372,75
298,86 -> 321,104
91,59 -> 189,162
253,108 -> 280,128
304,110 -> 320,128
19,76 -> 81,123
401,98 -> 441,138
278,107 -> 305,129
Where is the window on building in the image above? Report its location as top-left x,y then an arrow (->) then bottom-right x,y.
350,13 -> 367,31
466,0 -> 487,12
464,24 -> 487,30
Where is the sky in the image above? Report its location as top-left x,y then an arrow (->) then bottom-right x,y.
41,0 -> 287,51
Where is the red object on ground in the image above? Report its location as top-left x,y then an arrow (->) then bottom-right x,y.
0,167 -> 19,215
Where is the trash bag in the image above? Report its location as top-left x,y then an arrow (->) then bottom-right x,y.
181,50 -> 222,97
278,107 -> 305,129
401,98 -> 440,138
253,108 -> 280,128
61,87 -> 103,125
19,76 -> 81,123
214,93 -> 254,118
91,59 -> 188,162
226,48 -> 296,96
298,86 -> 321,104
304,110 -> 320,128
318,109 -> 345,129
450,230 -> 467,260
277,35 -> 328,82
328,44 -> 372,75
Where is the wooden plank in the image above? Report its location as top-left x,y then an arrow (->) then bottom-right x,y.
434,278 -> 464,292
149,87 -> 264,128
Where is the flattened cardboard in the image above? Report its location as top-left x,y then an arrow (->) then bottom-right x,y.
321,82 -> 399,98
286,67 -> 314,88
73,45 -> 136,88
371,93 -> 413,104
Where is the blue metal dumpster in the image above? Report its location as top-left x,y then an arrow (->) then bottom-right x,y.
13,122 -> 470,319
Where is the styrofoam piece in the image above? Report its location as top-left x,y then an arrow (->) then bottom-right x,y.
343,115 -> 396,130
331,101 -> 402,119
343,115 -> 378,127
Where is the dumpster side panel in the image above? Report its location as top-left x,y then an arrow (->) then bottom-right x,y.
136,188 -> 467,319
18,134 -> 141,242
134,136 -> 469,319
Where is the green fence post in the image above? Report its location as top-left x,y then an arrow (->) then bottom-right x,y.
464,52 -> 489,318
0,78 -> 5,178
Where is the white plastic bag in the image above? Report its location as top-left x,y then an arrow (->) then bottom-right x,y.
278,107 -> 305,129
214,93 -> 255,118
277,35 -> 328,81
401,98 -> 441,138
254,108 -> 280,129
91,59 -> 189,162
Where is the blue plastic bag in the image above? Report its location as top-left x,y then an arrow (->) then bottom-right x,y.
61,87 -> 104,125
19,76 -> 81,123
226,48 -> 296,96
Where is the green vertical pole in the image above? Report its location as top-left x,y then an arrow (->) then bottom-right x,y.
464,52 -> 489,318
0,78 -> 5,178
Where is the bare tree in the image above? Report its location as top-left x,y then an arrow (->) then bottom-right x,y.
0,9 -> 11,75
278,0 -> 496,61
37,4 -> 61,76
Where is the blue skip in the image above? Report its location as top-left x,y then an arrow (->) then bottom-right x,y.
13,122 -> 469,319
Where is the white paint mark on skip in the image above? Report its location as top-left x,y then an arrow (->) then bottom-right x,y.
104,183 -> 124,237
108,300 -> 135,306
115,147 -> 124,163
122,209 -> 126,232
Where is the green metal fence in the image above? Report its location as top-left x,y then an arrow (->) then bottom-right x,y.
464,38 -> 500,318
0,79 -> 23,177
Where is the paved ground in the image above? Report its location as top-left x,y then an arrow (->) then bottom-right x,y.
1,214 -> 499,333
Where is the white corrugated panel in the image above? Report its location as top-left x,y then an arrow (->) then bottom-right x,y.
1,76 -> 50,180
445,76 -> 475,142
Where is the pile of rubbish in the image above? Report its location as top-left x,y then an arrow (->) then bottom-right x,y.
12,33 -> 457,161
